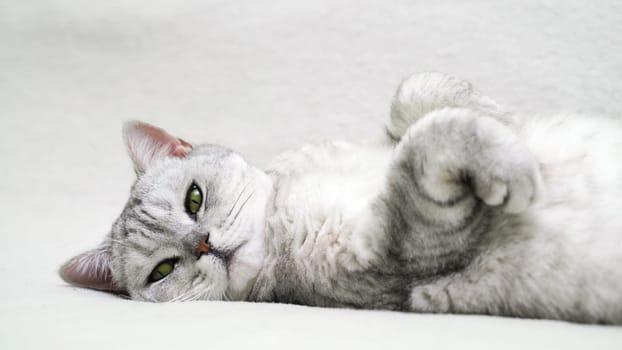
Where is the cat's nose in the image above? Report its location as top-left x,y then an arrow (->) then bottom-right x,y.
196,234 -> 211,258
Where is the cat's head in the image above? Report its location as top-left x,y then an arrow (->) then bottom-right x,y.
59,122 -> 273,302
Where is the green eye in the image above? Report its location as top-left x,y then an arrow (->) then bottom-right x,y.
185,183 -> 203,217
149,260 -> 176,283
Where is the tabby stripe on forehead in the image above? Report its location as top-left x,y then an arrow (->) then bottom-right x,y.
123,239 -> 154,257
137,208 -> 157,221
132,219 -> 169,239
123,212 -> 165,239
155,200 -> 173,212
135,228 -> 154,241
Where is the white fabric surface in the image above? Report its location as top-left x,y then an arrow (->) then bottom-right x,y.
1,0 -> 622,348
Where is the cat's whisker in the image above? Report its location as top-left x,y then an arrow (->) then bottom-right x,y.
177,284 -> 203,302
169,290 -> 191,303
187,287 -> 206,302
167,280 -> 196,303
225,190 -> 255,229
222,290 -> 231,301
168,276 -> 209,303
171,292 -> 188,303
177,287 -> 200,303
225,180 -> 252,221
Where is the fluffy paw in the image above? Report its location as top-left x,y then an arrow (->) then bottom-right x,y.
409,285 -> 453,313
467,132 -> 542,214
405,107 -> 542,214
388,72 -> 505,140
472,168 -> 540,214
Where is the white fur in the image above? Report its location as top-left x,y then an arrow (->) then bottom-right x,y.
62,72 -> 622,323
254,73 -> 622,322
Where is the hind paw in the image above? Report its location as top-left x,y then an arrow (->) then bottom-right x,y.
388,72 -> 504,139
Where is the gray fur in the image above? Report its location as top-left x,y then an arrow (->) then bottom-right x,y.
60,72 -> 622,324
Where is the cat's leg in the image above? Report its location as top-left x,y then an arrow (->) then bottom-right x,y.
388,72 -> 510,140
352,107 -> 541,278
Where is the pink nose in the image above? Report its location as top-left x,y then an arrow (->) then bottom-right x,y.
196,235 -> 211,257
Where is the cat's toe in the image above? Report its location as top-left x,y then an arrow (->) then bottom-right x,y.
475,180 -> 508,206
503,170 -> 540,214
478,169 -> 540,214
471,151 -> 542,214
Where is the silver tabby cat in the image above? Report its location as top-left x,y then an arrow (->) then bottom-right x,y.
60,72 -> 622,324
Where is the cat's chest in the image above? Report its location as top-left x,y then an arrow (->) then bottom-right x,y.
255,142 -> 393,305
266,141 -> 391,247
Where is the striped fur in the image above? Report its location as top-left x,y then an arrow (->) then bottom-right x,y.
61,72 -> 622,324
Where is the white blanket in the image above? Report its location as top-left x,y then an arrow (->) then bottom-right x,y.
1,0 -> 621,348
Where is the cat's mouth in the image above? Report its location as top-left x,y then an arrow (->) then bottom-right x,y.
196,233 -> 237,264
202,242 -> 245,268
208,246 -> 234,264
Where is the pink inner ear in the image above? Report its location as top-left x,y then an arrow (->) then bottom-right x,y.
59,249 -> 124,294
124,121 -> 193,173
61,261 -> 114,291
137,123 -> 192,158
172,137 -> 193,158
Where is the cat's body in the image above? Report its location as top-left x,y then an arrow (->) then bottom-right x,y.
60,72 -> 622,324
253,113 -> 622,323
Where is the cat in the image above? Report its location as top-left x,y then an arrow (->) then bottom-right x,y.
60,72 -> 622,324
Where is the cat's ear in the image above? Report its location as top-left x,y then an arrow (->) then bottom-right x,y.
123,121 -> 193,175
59,244 -> 124,294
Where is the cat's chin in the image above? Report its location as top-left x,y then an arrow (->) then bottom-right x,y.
224,235 -> 266,301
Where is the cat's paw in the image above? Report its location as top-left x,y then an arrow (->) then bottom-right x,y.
467,128 -> 542,214
408,284 -> 453,313
471,166 -> 540,214
388,72 -> 505,140
402,108 -> 541,214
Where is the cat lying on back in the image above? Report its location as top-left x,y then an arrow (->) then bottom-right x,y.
60,72 -> 622,324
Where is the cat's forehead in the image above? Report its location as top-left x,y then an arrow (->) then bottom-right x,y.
131,145 -> 246,193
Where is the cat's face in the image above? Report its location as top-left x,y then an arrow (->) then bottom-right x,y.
60,122 -> 273,302
110,145 -> 272,302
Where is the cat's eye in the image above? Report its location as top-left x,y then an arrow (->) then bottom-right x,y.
148,259 -> 177,283
184,183 -> 203,218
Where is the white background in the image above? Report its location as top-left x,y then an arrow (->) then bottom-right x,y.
1,0 -> 622,348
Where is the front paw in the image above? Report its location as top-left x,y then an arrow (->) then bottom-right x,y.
471,166 -> 540,214
402,108 -> 541,214
466,124 -> 542,214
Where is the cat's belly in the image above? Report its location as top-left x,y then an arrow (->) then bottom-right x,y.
521,113 -> 622,247
258,115 -> 622,318
266,141 -> 392,243
260,141 -> 398,306
408,114 -> 622,321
